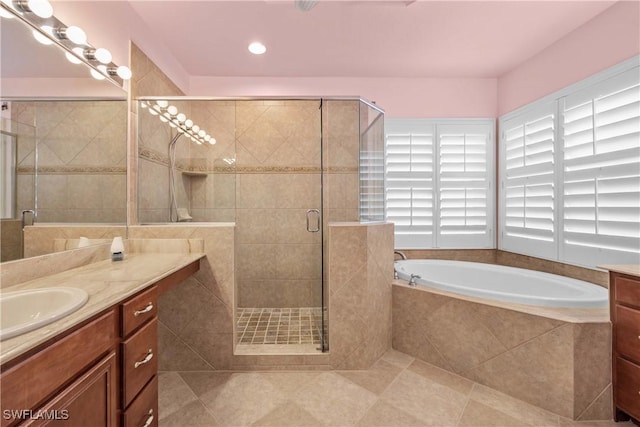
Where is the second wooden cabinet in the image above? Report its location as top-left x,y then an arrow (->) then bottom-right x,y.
119,286 -> 158,427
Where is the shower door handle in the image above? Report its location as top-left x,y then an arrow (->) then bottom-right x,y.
306,209 -> 320,232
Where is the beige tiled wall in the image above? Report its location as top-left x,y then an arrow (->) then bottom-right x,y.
23,225 -> 126,258
134,222 -> 393,371
12,101 -> 127,223
129,42 -> 185,225
392,283 -> 611,420
328,223 -> 394,369
0,219 -> 23,262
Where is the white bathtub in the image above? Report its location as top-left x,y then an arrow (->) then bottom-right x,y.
394,259 -> 608,308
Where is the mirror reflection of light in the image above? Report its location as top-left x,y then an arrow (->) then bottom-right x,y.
32,28 -> 53,45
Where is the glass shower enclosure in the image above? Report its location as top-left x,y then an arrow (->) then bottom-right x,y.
137,97 -> 384,354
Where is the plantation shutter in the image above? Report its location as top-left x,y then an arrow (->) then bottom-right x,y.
437,124 -> 494,247
500,103 -> 557,258
385,120 -> 435,248
561,68 -> 640,266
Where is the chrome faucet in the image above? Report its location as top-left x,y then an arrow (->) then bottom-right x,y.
394,250 -> 407,260
409,274 -> 421,287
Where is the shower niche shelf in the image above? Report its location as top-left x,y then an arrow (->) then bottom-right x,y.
181,171 -> 207,177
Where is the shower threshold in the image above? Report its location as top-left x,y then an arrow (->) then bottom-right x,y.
235,307 -> 324,354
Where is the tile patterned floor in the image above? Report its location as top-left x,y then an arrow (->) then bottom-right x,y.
158,349 -> 635,427
236,308 -> 322,345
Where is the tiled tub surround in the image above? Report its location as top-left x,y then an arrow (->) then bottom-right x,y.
392,282 -> 611,421
0,219 -> 23,262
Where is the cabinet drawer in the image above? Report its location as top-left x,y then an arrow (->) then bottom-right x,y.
0,310 -> 116,427
616,357 -> 640,419
122,376 -> 158,427
121,286 -> 157,338
121,319 -> 157,408
615,275 -> 640,309
616,305 -> 640,363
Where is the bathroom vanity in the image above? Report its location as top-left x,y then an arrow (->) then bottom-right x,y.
0,252 -> 202,427
605,265 -> 640,423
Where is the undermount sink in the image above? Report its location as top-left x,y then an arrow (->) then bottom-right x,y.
0,287 -> 89,341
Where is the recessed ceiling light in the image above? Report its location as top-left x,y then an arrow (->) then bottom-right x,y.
248,42 -> 266,55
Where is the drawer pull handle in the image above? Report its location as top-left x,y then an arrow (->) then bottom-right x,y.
142,409 -> 154,427
134,349 -> 154,368
134,303 -> 154,317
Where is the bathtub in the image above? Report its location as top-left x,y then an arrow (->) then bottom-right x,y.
394,259 -> 608,308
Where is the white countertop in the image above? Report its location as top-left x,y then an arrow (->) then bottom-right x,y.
0,252 -> 204,365
600,264 -> 640,278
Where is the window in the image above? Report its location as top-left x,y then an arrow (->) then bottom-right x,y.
500,103 -> 557,258
385,119 -> 495,249
499,57 -> 640,267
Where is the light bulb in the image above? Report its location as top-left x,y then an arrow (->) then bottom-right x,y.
185,119 -> 193,128
94,48 -> 112,64
152,104 -> 162,113
248,42 -> 266,55
176,113 -> 186,123
116,66 -> 131,80
27,0 -> 53,18
90,69 -> 105,80
59,25 -> 87,45
192,125 -> 200,133
140,101 -> 148,108
167,105 -> 178,116
169,122 -> 177,128
156,100 -> 168,108
204,135 -> 211,142
159,115 -> 168,123
33,29 -> 53,45
97,64 -> 108,76
209,138 -> 217,145
65,51 -> 82,64
198,130 -> 206,138
148,108 -> 158,116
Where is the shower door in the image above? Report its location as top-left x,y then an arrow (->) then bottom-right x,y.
234,100 -> 325,352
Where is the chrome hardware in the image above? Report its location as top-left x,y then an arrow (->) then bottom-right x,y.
306,209 -> 320,232
142,409 -> 154,427
394,250 -> 407,260
409,274 -> 421,287
134,349 -> 154,368
134,302 -> 154,317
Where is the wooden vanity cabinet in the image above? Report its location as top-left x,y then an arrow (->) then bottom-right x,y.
610,272 -> 640,423
0,259 -> 200,427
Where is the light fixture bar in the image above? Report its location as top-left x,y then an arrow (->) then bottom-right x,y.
140,100 -> 216,146
0,1 -> 130,87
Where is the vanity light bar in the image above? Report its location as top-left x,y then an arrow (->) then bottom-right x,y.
141,101 -> 216,146
0,0 -> 131,87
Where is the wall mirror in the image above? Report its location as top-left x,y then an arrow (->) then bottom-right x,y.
0,9 -> 128,262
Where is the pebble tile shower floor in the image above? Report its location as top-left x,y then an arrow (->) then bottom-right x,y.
236,308 -> 322,345
157,349 -> 633,427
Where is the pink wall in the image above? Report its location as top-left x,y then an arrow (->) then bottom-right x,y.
52,1 -> 190,94
498,1 -> 640,116
188,76 -> 498,118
